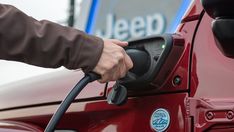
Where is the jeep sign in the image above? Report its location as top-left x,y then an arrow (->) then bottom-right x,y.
81,0 -> 183,41
96,13 -> 165,40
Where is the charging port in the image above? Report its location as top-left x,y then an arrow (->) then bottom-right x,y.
107,34 -> 185,106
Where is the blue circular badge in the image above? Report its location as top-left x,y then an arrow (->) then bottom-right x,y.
150,108 -> 170,132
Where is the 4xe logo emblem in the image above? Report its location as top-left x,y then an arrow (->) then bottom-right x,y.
150,108 -> 170,132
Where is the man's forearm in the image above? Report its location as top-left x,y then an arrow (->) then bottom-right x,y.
0,4 -> 104,73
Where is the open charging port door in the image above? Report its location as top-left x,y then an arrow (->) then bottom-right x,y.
107,34 -> 185,105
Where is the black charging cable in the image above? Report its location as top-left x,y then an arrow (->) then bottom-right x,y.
44,72 -> 100,132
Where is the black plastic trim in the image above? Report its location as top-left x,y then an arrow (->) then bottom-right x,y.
201,0 -> 234,19
212,19 -> 234,57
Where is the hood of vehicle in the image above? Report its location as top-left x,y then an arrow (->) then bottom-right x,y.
0,121 -> 43,132
0,69 -> 105,111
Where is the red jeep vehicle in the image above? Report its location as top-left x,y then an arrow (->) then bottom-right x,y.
1,0 -> 234,131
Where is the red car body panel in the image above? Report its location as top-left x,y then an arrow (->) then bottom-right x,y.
0,70 -> 106,110
188,11 -> 234,131
0,121 -> 43,132
1,0 -> 233,131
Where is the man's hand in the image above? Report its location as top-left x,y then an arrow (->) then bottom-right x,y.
93,39 -> 133,83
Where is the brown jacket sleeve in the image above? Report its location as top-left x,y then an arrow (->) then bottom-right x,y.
0,4 -> 104,73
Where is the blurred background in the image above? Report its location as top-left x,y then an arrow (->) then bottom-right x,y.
0,0 -> 192,86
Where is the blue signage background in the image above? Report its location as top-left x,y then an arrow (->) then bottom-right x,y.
86,0 -> 192,36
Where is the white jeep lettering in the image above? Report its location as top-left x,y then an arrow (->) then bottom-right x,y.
96,13 -> 166,40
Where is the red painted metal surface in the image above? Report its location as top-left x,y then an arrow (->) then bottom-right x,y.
186,98 -> 234,131
181,0 -> 203,23
1,94 -> 188,132
191,12 -> 234,98
0,70 -> 106,110
189,9 -> 234,131
0,121 -> 43,132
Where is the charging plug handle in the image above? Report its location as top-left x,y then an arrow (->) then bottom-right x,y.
126,49 -> 150,76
